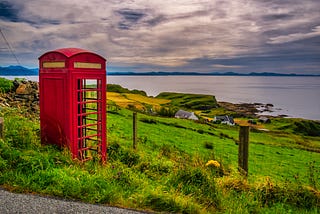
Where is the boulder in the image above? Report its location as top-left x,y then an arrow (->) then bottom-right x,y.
15,82 -> 35,95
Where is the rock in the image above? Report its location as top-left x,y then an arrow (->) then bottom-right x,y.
0,97 -> 6,102
12,80 -> 20,90
32,103 -> 40,112
278,114 -> 288,118
0,80 -> 39,116
218,102 -> 259,117
16,83 -> 32,95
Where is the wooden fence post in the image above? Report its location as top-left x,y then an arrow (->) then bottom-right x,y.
0,117 -> 3,139
238,126 -> 249,176
133,112 -> 137,150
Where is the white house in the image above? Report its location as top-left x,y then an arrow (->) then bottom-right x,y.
214,115 -> 235,125
175,109 -> 198,120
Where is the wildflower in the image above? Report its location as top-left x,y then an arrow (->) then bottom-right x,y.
205,160 -> 220,168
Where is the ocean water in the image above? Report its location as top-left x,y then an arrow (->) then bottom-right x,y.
2,75 -> 320,120
107,76 -> 320,120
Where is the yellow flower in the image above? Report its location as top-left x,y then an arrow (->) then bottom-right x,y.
205,160 -> 220,168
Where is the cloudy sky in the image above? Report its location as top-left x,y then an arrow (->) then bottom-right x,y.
0,0 -> 320,74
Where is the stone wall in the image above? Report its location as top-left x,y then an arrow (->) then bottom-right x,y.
0,80 -> 39,114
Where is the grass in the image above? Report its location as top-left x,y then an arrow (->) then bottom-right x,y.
156,92 -> 218,110
107,92 -> 170,111
0,77 -> 13,93
0,89 -> 320,213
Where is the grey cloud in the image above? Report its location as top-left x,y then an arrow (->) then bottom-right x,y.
145,15 -> 166,26
0,0 -> 320,74
116,8 -> 147,30
117,9 -> 146,23
0,1 -> 59,26
115,8 -> 172,30
268,26 -> 320,44
0,1 -> 20,22
262,13 -> 294,22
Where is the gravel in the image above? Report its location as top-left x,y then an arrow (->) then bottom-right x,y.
0,188 -> 146,214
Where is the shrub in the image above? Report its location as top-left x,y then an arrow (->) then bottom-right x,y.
0,78 -> 13,93
107,84 -> 130,93
204,141 -> 214,150
144,194 -> 184,213
131,89 -> 147,96
107,84 -> 147,96
4,115 -> 40,149
156,92 -> 218,110
157,106 -> 177,117
139,118 -> 157,124
255,178 -> 320,209
171,167 -> 221,209
294,120 -> 320,137
308,160 -> 319,190
0,154 -> 8,172
159,144 -> 174,158
197,129 -> 204,134
107,142 -> 140,167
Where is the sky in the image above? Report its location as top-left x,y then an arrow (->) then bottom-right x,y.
0,0 -> 320,74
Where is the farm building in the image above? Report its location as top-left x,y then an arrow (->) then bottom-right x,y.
214,115 -> 235,125
259,116 -> 271,123
175,109 -> 198,120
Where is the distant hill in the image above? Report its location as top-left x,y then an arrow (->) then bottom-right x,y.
1,65 -> 319,76
0,66 -> 38,76
107,71 -> 320,76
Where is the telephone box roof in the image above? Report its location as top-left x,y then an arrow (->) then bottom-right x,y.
39,48 -> 105,59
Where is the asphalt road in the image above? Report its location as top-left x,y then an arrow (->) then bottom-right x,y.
0,188 -> 146,214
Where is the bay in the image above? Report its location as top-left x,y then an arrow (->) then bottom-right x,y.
1,75 -> 320,120
107,76 -> 320,120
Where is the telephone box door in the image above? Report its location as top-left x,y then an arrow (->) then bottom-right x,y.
75,78 -> 106,161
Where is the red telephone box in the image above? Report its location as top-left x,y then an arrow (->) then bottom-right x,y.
39,48 -> 107,162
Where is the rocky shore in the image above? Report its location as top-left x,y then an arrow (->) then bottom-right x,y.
218,101 -> 282,118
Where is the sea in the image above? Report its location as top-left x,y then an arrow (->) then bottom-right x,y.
2,75 -> 320,121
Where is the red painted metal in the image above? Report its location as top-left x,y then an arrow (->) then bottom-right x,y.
39,48 -> 107,163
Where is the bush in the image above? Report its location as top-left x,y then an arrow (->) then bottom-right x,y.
139,118 -> 157,124
157,106 -> 177,117
0,78 -> 13,93
107,84 -> 147,96
131,89 -> 147,96
156,92 -> 218,110
144,194 -> 186,213
0,150 -> 8,171
255,178 -> 320,209
204,141 -> 214,150
159,144 -> 174,158
4,115 -> 40,149
108,142 -> 140,167
294,120 -> 320,137
171,167 -> 221,209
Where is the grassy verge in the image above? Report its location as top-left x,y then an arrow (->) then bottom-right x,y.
1,105 -> 319,213
1,82 -> 319,213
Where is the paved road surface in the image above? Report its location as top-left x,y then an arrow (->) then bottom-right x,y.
0,188 -> 146,214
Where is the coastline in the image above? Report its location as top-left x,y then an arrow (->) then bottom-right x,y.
0,80 -> 282,122
217,101 -> 287,118
1,75 -> 319,120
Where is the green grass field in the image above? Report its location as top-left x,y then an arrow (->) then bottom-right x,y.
0,84 -> 319,213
